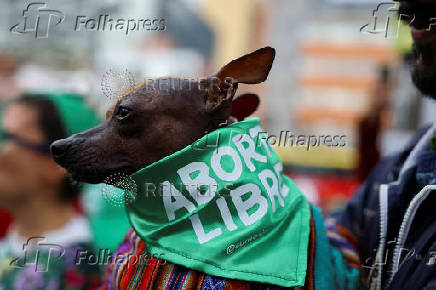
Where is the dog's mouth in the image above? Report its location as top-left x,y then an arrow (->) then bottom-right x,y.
51,137 -> 138,184
66,164 -> 136,184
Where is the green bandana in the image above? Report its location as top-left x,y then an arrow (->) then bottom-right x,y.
126,118 -> 311,287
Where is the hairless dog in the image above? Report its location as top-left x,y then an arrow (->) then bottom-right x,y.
51,47 -> 275,184
50,47 -> 360,289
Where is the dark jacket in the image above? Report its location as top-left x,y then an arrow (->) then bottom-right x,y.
333,125 -> 436,289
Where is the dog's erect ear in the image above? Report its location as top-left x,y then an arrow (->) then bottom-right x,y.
205,47 -> 275,113
231,93 -> 260,121
214,47 -> 275,84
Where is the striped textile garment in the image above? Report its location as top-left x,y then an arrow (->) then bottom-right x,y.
100,219 -> 316,290
323,217 -> 363,287
323,217 -> 360,270
100,207 -> 360,290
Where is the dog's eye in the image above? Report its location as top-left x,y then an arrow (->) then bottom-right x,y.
115,106 -> 132,121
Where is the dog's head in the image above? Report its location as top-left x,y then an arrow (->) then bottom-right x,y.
51,47 -> 275,183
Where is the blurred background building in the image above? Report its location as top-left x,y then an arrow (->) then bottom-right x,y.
1,0 -> 435,245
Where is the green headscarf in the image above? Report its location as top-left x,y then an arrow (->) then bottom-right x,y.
23,92 -> 101,136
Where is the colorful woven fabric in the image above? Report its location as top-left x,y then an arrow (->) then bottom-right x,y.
99,211 -> 362,290
100,224 -> 317,290
323,217 -> 360,270
312,207 -> 360,290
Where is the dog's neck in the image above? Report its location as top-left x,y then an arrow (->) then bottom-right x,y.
204,117 -> 237,134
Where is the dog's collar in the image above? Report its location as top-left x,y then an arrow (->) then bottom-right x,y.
125,118 -> 311,287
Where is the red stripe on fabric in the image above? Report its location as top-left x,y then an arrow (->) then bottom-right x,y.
115,229 -> 138,288
120,238 -> 146,289
180,270 -> 188,289
145,258 -> 162,289
165,264 -> 177,290
130,242 -> 148,289
301,216 -> 316,290
336,225 -> 359,247
223,279 -> 251,289
195,274 -> 205,290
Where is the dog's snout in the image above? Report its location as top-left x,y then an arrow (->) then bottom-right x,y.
50,139 -> 72,160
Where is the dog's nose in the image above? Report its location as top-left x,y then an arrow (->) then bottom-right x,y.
50,139 -> 71,160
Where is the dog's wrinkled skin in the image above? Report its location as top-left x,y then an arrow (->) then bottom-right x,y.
51,47 -> 275,184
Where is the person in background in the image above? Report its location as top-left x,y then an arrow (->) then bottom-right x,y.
329,0 -> 436,288
0,94 -> 101,289
356,65 -> 392,181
